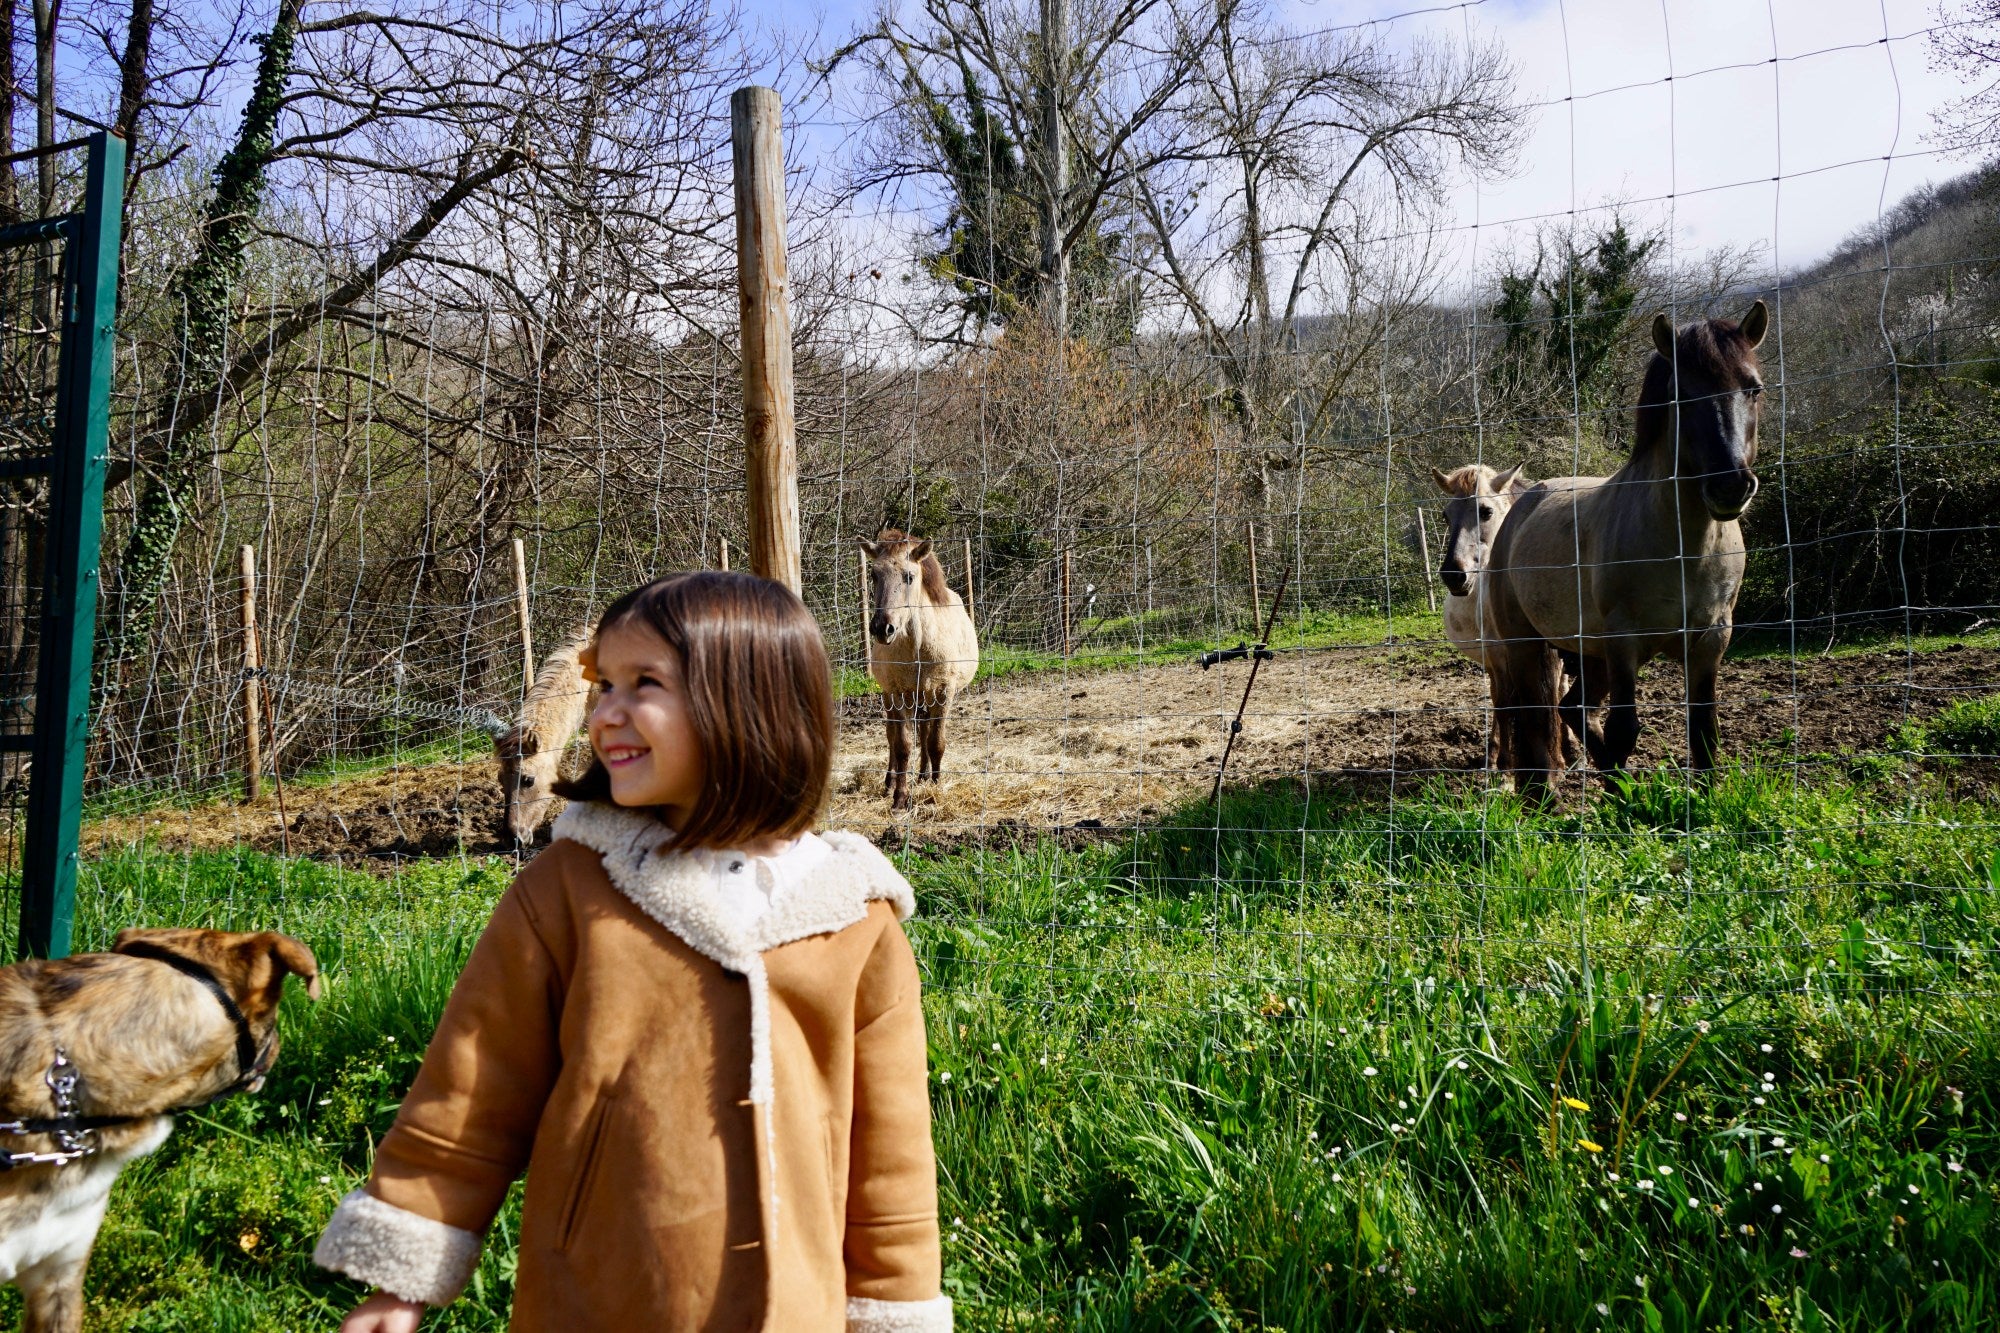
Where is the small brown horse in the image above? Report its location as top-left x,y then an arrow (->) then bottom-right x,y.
862,530 -> 979,810
1484,301 -> 1769,796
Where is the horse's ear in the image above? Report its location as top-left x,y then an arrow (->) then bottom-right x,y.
1739,299 -> 1769,348
1492,463 -> 1526,494
858,539 -> 880,559
1430,466 -> 1452,493
1651,311 -> 1676,360
909,539 -> 933,562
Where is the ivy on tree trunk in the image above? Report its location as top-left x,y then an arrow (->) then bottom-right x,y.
106,0 -> 300,679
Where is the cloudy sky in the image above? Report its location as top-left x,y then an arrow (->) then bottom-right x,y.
759,0 -> 1986,283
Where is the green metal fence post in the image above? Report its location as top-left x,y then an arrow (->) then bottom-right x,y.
19,131 -> 123,959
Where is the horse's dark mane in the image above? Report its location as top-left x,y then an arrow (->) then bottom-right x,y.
1633,316 -> 1758,463
873,528 -> 952,604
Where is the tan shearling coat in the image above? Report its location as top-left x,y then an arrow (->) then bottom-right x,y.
313,802 -> 951,1332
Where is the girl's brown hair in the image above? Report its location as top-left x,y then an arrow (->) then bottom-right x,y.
552,571 -> 834,849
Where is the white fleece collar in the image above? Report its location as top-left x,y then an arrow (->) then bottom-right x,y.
549,801 -> 914,1109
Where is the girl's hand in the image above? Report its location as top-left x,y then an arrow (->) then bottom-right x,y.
339,1291 -> 426,1332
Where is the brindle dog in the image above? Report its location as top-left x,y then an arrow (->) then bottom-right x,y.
0,929 -> 319,1333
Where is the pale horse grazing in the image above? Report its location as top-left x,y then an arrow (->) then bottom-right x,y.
1431,461 -> 1528,770
1483,302 -> 1769,797
493,626 -> 596,845
863,530 -> 979,810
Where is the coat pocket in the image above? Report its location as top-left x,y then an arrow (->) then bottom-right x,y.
556,1092 -> 617,1253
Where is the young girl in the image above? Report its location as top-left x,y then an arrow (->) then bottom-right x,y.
316,572 -> 951,1332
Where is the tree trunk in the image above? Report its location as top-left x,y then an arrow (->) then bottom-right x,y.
1038,0 -> 1069,334
0,0 -> 17,221
105,0 -> 302,678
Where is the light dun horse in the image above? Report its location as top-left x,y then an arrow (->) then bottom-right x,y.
863,529 -> 979,810
494,626 -> 596,845
1433,461 -> 1529,771
1433,461 -> 1529,668
1484,301 -> 1769,796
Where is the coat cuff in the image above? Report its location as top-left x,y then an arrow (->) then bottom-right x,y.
313,1188 -> 482,1305
847,1294 -> 954,1332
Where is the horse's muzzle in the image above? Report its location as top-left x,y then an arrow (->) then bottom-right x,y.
1440,567 -> 1471,597
869,613 -> 896,644
1701,469 -> 1759,520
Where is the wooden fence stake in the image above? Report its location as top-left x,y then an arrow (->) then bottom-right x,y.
962,537 -> 976,628
1415,508 -> 1438,612
1247,522 -> 1262,628
512,537 -> 534,697
859,548 -> 872,657
731,86 -> 802,595
240,544 -> 261,802
1060,550 -> 1073,657
720,537 -> 730,571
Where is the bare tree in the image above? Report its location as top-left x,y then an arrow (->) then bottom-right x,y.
100,0 -> 742,672
1131,2 -> 1524,533
834,0 -> 1213,335
1930,0 -> 2000,155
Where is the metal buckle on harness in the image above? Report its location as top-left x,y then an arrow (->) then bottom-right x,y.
0,1046 -> 98,1170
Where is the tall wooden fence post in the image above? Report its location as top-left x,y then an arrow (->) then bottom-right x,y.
720,537 -> 731,572
1060,550 -> 1073,657
1247,522 -> 1262,629
732,86 -> 801,595
240,544 -> 262,802
859,548 -> 872,660
512,537 -> 534,697
962,537 -> 976,629
1415,509 -> 1438,613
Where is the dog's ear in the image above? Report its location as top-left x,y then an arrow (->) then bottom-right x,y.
111,926 -> 148,953
248,932 -> 321,1001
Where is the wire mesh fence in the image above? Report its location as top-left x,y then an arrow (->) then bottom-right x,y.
17,0 -> 2000,1323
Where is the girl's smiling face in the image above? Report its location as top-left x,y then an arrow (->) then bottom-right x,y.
585,620 -> 706,824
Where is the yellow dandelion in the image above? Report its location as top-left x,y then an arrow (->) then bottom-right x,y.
1562,1097 -> 1590,1112
1577,1138 -> 1603,1153
238,1230 -> 260,1252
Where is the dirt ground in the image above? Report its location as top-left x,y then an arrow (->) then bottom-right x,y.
85,642 -> 2000,866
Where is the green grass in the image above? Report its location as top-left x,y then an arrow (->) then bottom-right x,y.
1728,620 -> 2000,662
81,726 -> 498,819
11,762 -> 2000,1330
836,606 -> 1449,700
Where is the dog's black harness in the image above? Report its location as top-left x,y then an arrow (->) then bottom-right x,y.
0,945 -> 273,1170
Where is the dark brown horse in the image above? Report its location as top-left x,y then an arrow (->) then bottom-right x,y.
1483,302 -> 1769,796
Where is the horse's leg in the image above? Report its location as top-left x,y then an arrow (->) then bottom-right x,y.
1685,627 -> 1729,773
921,696 -> 949,782
1494,640 -> 1561,802
1562,655 -> 1614,771
885,695 -> 913,810
1484,669 -> 1510,786
1599,655 -> 1641,775
1557,654 -> 1584,769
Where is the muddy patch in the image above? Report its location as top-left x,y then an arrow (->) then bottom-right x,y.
86,644 -> 2000,867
